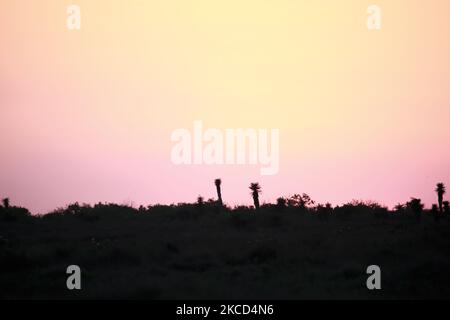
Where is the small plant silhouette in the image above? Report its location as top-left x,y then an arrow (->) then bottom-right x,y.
435,183 -> 446,214
287,194 -> 315,209
196,196 -> 204,213
2,198 -> 10,209
443,201 -> 450,215
317,203 -> 333,220
249,183 -> 261,210
276,197 -> 286,210
215,179 -> 223,207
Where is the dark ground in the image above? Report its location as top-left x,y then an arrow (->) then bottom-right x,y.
1,202 -> 450,299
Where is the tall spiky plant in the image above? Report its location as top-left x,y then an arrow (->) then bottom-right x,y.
215,179 -> 223,206
435,183 -> 446,214
249,183 -> 261,210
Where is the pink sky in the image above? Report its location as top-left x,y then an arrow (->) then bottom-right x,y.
1,1 -> 449,213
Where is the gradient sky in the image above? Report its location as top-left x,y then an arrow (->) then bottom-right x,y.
1,0 -> 449,213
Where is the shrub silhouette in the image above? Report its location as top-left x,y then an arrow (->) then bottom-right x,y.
332,200 -> 387,220
444,201 -> 450,215
2,198 -> 10,209
276,197 -> 287,210
287,193 -> 315,211
0,198 -> 31,222
407,198 -> 424,221
196,196 -> 205,213
394,203 -> 406,214
317,203 -> 333,220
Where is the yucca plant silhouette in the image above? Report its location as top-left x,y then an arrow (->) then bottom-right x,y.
215,179 -> 223,206
435,183 -> 446,214
249,183 -> 261,210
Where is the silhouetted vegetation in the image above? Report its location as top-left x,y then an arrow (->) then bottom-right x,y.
276,197 -> 287,210
431,204 -> 439,222
407,198 -> 424,221
436,183 -> 446,214
444,201 -> 450,215
215,179 -> 223,207
2,198 -> 10,209
0,198 -> 31,222
1,182 -> 449,299
249,183 -> 261,210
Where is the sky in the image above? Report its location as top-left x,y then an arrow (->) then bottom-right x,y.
1,0 -> 449,213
